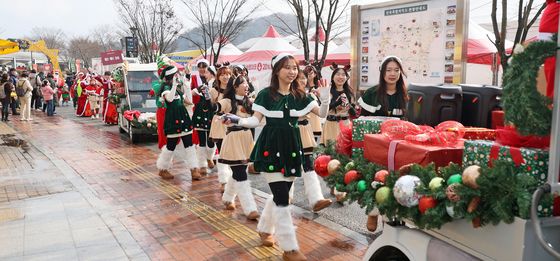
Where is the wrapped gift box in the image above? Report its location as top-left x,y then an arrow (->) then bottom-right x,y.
491,110 -> 505,129
463,127 -> 496,140
352,116 -> 396,158
462,140 -> 552,217
363,134 -> 464,171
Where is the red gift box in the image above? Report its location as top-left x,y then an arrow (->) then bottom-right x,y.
463,127 -> 496,140
491,110 -> 505,129
363,134 -> 464,171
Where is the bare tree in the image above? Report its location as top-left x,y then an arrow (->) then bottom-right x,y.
67,37 -> 105,68
491,0 -> 546,74
28,27 -> 67,50
281,0 -> 351,71
91,25 -> 121,51
114,0 -> 183,63
180,0 -> 260,64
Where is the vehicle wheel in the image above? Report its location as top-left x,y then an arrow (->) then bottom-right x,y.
370,246 -> 409,261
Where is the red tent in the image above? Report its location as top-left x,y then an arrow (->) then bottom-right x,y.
467,21 -> 514,65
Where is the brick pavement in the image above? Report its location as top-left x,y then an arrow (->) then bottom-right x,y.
0,108 -> 368,260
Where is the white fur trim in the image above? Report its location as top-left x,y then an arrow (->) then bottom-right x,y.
538,32 -> 554,41
272,53 -> 291,68
257,197 -> 276,234
156,147 -> 174,170
358,97 -> 382,113
303,171 -> 324,207
217,163 -> 232,184
196,146 -> 208,168
252,103 -> 283,118
222,176 -> 237,203
165,66 -> 178,76
289,100 -> 318,117
274,206 -> 299,251
206,146 -> 217,160
197,59 -> 209,67
235,180 -> 258,215
184,146 -> 199,169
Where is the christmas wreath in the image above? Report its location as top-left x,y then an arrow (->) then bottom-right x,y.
316,142 -> 552,229
503,37 -> 557,136
123,110 -> 157,132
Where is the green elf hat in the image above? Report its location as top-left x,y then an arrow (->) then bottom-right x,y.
156,55 -> 177,79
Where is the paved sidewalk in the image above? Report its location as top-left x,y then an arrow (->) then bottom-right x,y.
0,109 -> 368,260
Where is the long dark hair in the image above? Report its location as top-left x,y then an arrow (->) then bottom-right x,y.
224,75 -> 252,115
269,55 -> 305,100
377,57 -> 408,114
330,68 -> 353,105
303,65 -> 319,88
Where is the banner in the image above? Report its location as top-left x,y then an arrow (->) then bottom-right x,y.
101,50 -> 124,65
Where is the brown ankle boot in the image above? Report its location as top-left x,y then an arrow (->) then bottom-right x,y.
199,167 -> 208,176
282,250 -> 307,261
207,159 -> 215,169
312,199 -> 332,212
224,201 -> 235,210
191,168 -> 202,180
158,170 -> 174,180
259,232 -> 274,247
367,214 -> 379,232
246,211 -> 260,220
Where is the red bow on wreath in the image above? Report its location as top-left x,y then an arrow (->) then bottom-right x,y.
381,119 -> 465,146
123,110 -> 141,121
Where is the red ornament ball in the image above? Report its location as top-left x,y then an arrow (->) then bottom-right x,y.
344,170 -> 360,185
418,196 -> 438,214
314,155 -> 331,177
374,170 -> 389,184
263,151 -> 269,157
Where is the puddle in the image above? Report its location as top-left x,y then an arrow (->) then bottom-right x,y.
329,238 -> 355,251
0,134 -> 30,152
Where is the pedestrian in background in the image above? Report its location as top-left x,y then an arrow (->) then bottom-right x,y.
1,74 -> 13,121
41,80 -> 56,116
16,72 -> 34,121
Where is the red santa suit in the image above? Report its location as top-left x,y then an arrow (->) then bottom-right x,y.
101,78 -> 118,124
539,0 -> 559,98
75,75 -> 93,117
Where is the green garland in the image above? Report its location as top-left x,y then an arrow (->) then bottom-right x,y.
317,143 -> 551,229
112,67 -> 124,83
503,37 -> 557,136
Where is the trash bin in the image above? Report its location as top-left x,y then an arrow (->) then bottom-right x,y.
406,83 -> 463,126
460,84 -> 502,128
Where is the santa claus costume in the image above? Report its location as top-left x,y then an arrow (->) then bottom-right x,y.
155,56 -> 202,181
101,71 -> 118,124
75,73 -> 93,117
539,0 -> 559,98
85,77 -> 102,119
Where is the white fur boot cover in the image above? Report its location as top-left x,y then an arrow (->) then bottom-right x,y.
217,163 -> 233,184
273,205 -> 299,251
196,146 -> 208,168
206,146 -> 217,161
221,176 -> 237,203
156,147 -> 174,170
235,180 -> 258,215
303,171 -> 325,207
257,197 -> 275,235
184,145 -> 200,169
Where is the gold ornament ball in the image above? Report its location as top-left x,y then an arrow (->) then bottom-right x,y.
327,159 -> 341,175
462,165 -> 481,189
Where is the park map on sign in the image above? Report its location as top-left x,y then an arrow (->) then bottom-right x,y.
371,9 -> 444,79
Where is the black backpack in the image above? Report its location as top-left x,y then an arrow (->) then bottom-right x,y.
16,81 -> 26,97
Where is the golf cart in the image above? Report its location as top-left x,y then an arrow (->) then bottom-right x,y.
117,63 -> 159,143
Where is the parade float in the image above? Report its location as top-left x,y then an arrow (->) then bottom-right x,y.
320,0 -> 560,260
114,62 -> 160,143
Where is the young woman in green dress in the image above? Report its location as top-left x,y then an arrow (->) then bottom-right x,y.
192,65 -> 217,175
224,54 -> 330,260
357,55 -> 408,232
155,65 -> 202,180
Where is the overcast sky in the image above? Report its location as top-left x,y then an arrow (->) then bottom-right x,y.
0,0 -> 545,39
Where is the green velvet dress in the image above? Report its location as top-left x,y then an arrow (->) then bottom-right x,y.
358,86 -> 406,119
250,87 -> 317,178
162,83 -> 193,137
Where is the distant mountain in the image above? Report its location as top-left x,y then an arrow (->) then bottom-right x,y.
175,13 -> 301,51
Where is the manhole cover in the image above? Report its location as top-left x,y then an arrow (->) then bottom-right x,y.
0,208 -> 24,223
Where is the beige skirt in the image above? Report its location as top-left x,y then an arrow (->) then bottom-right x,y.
320,119 -> 350,145
299,123 -> 316,151
218,129 -> 253,165
209,115 -> 227,140
309,113 -> 322,135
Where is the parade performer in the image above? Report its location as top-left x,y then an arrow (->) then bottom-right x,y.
155,60 -> 202,181
218,75 -> 259,220
192,65 -> 217,175
357,55 -> 408,232
85,76 -> 102,119
190,59 -> 211,145
75,73 -> 93,117
538,0 -> 559,98
226,53 -> 330,260
319,63 -> 356,145
303,65 -> 323,140
101,71 -> 118,124
209,65 -> 233,192
291,69 -> 332,212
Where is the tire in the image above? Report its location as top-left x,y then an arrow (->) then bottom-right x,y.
369,246 -> 409,261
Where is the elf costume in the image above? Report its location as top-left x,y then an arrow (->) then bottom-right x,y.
217,92 -> 259,220
192,65 -> 217,175
155,56 -> 201,180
